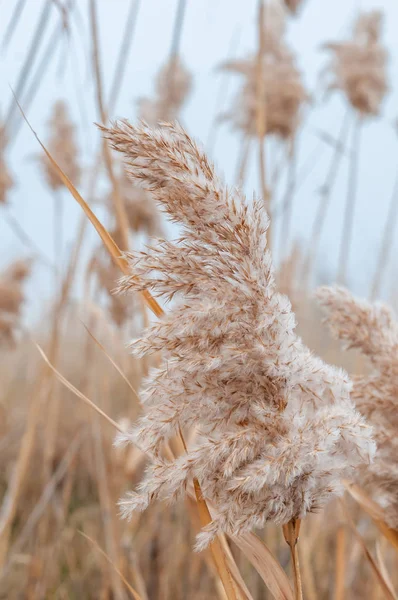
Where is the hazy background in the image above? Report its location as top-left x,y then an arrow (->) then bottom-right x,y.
1,0 -> 398,322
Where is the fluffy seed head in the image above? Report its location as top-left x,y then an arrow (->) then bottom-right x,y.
323,10 -> 388,116
101,120 -> 374,548
138,56 -> 192,126
0,259 -> 31,345
41,100 -> 81,190
220,4 -> 307,141
317,286 -> 398,528
110,167 -> 162,238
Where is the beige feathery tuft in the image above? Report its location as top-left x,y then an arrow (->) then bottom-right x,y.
323,10 -> 388,116
108,167 -> 163,238
100,120 -> 375,550
0,258 -> 31,345
220,2 -> 307,142
0,125 -> 14,205
138,56 -> 192,126
317,286 -> 398,530
41,100 -> 81,190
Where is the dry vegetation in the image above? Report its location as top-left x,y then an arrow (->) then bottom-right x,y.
1,1 -> 398,599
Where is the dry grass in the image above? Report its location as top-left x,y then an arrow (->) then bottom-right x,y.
1,1 -> 398,599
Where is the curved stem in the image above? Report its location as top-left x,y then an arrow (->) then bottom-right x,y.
302,111 -> 351,288
256,0 -> 271,246
278,144 -> 297,265
235,134 -> 252,187
283,519 -> 303,600
337,115 -> 362,286
370,170 -> 398,300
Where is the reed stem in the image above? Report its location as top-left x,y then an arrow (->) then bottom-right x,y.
337,115 -> 362,286
370,170 -> 398,300
302,111 -> 351,288
283,518 -> 303,600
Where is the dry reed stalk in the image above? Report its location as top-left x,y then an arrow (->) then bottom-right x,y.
40,215 -> 88,485
0,126 -> 14,205
206,27 -> 242,155
235,134 -> 252,187
53,189 -> 64,270
337,116 -> 362,285
10,1 -> 77,142
256,0 -> 270,215
343,482 -> 398,553
82,323 -> 140,403
3,208 -> 55,272
107,0 -> 142,112
64,0 -> 141,245
137,0 -> 191,126
93,420 -> 125,600
282,520 -> 303,600
112,168 -> 163,238
0,375 -> 52,570
41,100 -> 81,191
278,145 -> 297,263
89,0 -> 130,252
90,0 -> 152,334
301,111 -> 351,288
35,343 -> 123,433
340,501 -> 397,600
169,0 -> 187,58
40,100 -> 80,273
233,532 -> 294,600
80,531 -> 143,600
334,524 -> 346,600
0,433 -> 83,578
193,480 -> 240,600
6,0 -> 52,126
376,541 -> 396,599
298,531 -> 317,600
370,170 -> 398,300
2,0 -> 28,51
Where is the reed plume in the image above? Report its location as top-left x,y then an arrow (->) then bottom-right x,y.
317,286 -> 398,529
0,259 -> 31,344
109,167 -> 163,238
138,56 -> 192,126
100,120 -> 375,550
40,100 -> 81,190
283,0 -> 305,15
0,125 -> 14,205
323,10 -> 388,116
92,253 -> 133,327
220,2 -> 307,142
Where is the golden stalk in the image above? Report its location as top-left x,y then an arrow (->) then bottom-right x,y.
283,519 -> 303,600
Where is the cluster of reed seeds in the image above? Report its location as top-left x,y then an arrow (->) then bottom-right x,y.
1,1 -> 398,599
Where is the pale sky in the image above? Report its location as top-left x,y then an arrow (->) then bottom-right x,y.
1,0 -> 398,322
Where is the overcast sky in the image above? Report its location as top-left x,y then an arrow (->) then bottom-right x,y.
1,0 -> 398,322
